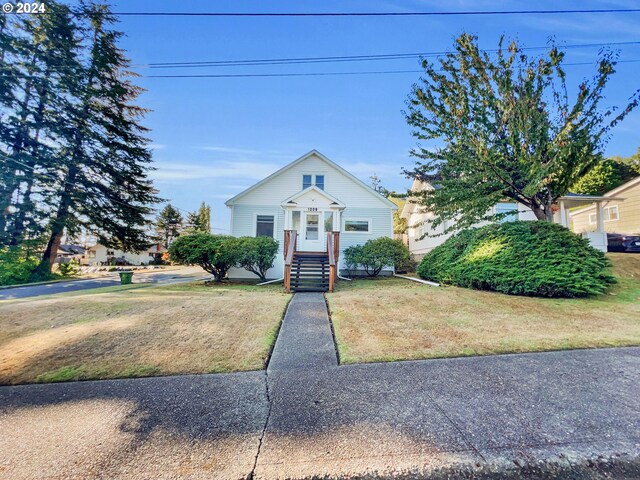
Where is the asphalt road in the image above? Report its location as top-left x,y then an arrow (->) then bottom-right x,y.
0,266 -> 208,300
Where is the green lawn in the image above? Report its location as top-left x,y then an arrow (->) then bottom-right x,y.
327,253 -> 640,364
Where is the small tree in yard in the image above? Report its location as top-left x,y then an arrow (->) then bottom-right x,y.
236,236 -> 279,281
344,238 -> 410,277
404,33 -> 640,232
169,233 -> 241,282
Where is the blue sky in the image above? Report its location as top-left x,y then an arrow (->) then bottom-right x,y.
111,0 -> 640,233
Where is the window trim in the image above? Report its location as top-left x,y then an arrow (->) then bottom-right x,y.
254,213 -> 277,238
343,218 -> 372,234
301,172 -> 326,190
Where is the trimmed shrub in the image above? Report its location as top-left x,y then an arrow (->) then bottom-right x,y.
58,259 -> 80,276
0,247 -> 40,286
169,233 -> 242,282
417,221 -> 615,297
344,237 -> 411,277
236,236 -> 279,281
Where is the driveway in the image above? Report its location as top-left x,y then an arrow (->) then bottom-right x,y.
0,266 -> 207,300
0,293 -> 638,479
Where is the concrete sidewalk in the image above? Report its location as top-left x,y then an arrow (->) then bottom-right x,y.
1,293 -> 639,479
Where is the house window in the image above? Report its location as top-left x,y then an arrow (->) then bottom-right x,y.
256,215 -> 275,237
106,250 -> 114,256
495,202 -> 518,222
344,219 -> 370,233
302,174 -> 325,190
588,206 -> 620,224
324,211 -> 334,232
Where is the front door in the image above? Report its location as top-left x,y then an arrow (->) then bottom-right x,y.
299,211 -> 324,251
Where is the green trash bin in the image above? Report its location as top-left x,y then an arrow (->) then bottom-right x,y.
119,271 -> 133,285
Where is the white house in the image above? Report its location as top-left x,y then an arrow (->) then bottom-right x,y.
225,150 -> 397,289
401,179 -> 614,258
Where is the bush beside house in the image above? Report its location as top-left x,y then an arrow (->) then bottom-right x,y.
168,233 -> 278,282
417,221 -> 615,297
236,236 -> 279,281
344,237 -> 410,277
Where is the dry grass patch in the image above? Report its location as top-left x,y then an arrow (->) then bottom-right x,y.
0,282 -> 289,385
328,254 -> 640,364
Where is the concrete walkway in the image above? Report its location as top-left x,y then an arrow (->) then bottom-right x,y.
0,294 -> 639,479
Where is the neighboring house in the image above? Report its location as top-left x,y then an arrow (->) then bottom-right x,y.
570,176 -> 640,236
81,243 -> 166,266
55,244 -> 86,263
401,179 -> 615,258
225,150 -> 397,282
400,180 -> 536,260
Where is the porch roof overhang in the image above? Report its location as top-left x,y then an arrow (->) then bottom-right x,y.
559,193 -> 624,210
280,186 -> 346,209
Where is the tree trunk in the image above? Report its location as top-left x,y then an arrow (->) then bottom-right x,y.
531,204 -> 555,222
30,166 -> 77,279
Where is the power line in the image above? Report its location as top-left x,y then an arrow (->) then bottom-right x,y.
146,59 -> 640,79
147,41 -> 640,69
2,40 -> 637,73
106,9 -> 640,17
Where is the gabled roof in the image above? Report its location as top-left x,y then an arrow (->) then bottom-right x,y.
281,185 -> 346,208
225,149 -> 398,209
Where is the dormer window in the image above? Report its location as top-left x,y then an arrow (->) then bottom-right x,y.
302,174 -> 325,190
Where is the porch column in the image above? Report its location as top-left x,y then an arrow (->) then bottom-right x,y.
283,208 -> 291,230
596,201 -> 605,233
559,200 -> 568,228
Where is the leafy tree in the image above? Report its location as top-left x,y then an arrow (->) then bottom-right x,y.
388,195 -> 408,234
155,204 -> 183,248
344,237 -> 410,277
169,233 -> 242,282
236,236 -> 279,281
572,150 -> 640,195
404,33 -> 639,232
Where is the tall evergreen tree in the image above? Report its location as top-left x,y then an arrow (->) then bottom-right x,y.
31,1 -> 159,278
197,201 -> 211,233
155,204 -> 183,248
0,5 -> 81,247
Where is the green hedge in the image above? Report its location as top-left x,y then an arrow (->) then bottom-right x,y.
417,221 -> 615,297
0,247 -> 40,286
